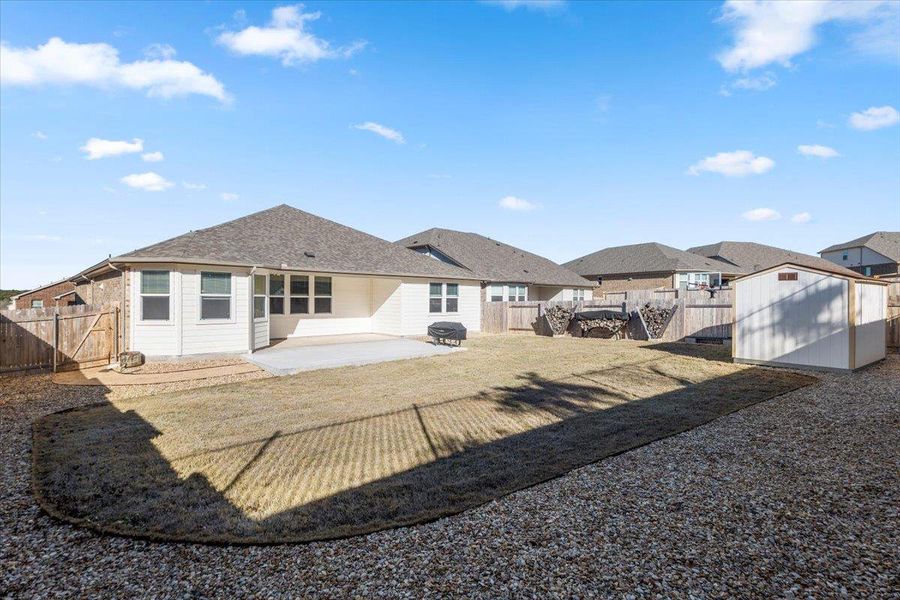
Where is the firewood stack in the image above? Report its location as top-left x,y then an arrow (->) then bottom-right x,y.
640,303 -> 676,339
544,305 -> 574,336
578,315 -> 629,338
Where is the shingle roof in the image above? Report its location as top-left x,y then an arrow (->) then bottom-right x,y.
688,241 -> 861,277
114,205 -> 479,280
396,228 -> 593,287
819,231 -> 900,263
562,242 -> 743,278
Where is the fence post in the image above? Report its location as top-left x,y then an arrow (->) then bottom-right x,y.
114,307 -> 119,358
52,312 -> 59,373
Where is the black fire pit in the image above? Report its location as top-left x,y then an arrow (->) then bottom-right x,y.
428,321 -> 467,346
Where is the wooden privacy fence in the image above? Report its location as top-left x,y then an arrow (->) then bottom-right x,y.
0,304 -> 118,373
888,282 -> 900,349
481,301 -> 618,335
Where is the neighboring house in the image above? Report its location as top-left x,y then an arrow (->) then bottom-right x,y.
71,204 -> 483,357
819,232 -> 900,277
10,278 -> 81,309
395,228 -> 594,302
688,241 -> 860,277
563,242 -> 744,292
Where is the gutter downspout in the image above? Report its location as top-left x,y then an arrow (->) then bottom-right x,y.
248,266 -> 258,354
79,274 -> 95,305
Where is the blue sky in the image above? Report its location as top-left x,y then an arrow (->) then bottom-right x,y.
1,0 -> 899,289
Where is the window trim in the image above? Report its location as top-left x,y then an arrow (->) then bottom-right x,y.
268,273 -> 285,315
429,282 -> 460,314
289,274 -> 310,315
253,274 -> 267,321
489,284 -> 504,302
31,299 -> 44,308
313,276 -> 333,315
138,270 -> 172,325
198,270 -> 235,323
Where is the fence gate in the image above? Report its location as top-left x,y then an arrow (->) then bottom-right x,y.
0,304 -> 117,373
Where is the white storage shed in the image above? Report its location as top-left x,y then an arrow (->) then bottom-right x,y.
733,262 -> 888,372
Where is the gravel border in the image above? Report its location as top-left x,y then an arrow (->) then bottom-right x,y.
2,356 -> 898,598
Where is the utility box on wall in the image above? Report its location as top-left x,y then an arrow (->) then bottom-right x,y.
733,263 -> 887,372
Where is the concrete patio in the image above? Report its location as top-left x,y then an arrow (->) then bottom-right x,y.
245,334 -> 461,376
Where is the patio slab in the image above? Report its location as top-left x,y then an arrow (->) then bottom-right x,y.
246,337 -> 460,376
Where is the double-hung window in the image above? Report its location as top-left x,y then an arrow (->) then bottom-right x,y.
141,270 -> 170,321
573,289 -> 585,302
200,272 -> 231,320
490,284 -> 504,302
445,283 -> 459,312
314,277 -> 332,314
429,283 -> 443,313
269,274 -> 284,314
31,299 -> 44,308
290,275 -> 309,314
253,275 -> 267,319
508,284 -> 526,302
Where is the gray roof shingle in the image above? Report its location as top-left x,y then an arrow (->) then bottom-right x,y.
819,231 -> 900,263
563,242 -> 743,277
114,205 -> 480,280
396,228 -> 593,287
687,241 -> 861,277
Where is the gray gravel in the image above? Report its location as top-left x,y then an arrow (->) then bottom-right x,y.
2,356 -> 898,599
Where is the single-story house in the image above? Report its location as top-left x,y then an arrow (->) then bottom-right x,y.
73,204 -> 483,357
688,240 -> 859,277
819,231 -> 900,277
563,242 -> 745,293
395,228 -> 594,302
733,262 -> 887,372
10,278 -> 80,309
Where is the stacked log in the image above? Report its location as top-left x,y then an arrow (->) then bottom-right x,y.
544,305 -> 574,336
579,316 -> 628,338
640,303 -> 676,339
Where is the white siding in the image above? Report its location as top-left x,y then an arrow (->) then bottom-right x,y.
735,268 -> 850,370
855,282 -> 886,368
270,275 -> 372,338
253,319 -> 269,350
399,279 -> 481,336
131,268 -> 181,356
372,278 -> 402,335
180,269 -> 250,355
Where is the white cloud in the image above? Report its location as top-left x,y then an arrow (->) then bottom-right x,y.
721,71 -> 777,96
31,130 -> 48,140
791,212 -> 813,223
143,43 -> 176,60
499,195 -> 538,211
80,137 -> 143,160
141,151 -> 164,162
716,0 -> 893,72
483,0 -> 566,11
216,4 -> 365,66
687,150 -> 775,177
120,172 -> 174,192
0,37 -> 229,102
798,144 -> 840,158
353,121 -> 405,144
221,192 -> 239,201
742,208 -> 781,222
849,105 -> 900,130
182,181 -> 207,190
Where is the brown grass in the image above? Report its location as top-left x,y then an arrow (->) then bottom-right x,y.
33,336 -> 816,544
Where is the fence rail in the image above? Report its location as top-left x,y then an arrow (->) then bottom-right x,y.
0,304 -> 117,373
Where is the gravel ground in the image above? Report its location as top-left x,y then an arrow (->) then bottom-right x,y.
2,355 -> 898,598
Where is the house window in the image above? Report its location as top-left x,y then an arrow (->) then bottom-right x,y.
573,289 -> 585,302
140,270 -> 170,321
842,252 -> 848,261
31,299 -> 44,308
253,274 -> 266,320
269,274 -> 284,314
446,283 -> 459,312
507,284 -> 526,302
200,272 -> 231,320
864,266 -> 872,276
429,283 -> 443,313
314,277 -> 332,314
290,275 -> 309,314
490,284 -> 504,302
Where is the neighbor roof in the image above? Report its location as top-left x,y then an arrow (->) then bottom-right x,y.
113,205 -> 479,280
688,241 -> 861,278
396,228 -> 592,287
10,278 -> 74,300
819,231 -> 900,263
563,242 -> 743,278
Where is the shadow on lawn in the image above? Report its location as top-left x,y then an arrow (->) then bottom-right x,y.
32,359 -> 816,545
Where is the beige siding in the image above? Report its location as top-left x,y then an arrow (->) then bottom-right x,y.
270,275 -> 372,339
400,279 -> 481,336
855,282 -> 886,368
372,278 -> 402,335
735,268 -> 849,370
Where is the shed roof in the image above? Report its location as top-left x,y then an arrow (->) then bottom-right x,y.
687,241 -> 861,278
396,228 -> 592,287
819,231 -> 900,262
731,261 -> 888,284
563,242 -> 743,278
110,205 -> 479,280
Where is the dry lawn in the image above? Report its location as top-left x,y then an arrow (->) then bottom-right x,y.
33,336 -> 816,544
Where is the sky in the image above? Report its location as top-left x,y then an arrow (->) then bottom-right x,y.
1,0 -> 899,289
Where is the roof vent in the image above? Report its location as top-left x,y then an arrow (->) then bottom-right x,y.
304,251 -> 315,258
281,263 -> 288,269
